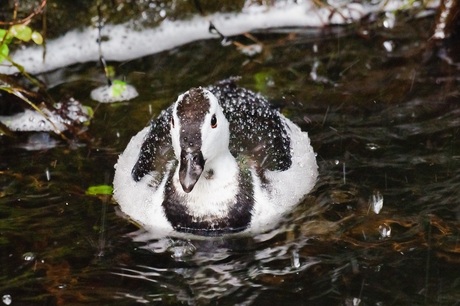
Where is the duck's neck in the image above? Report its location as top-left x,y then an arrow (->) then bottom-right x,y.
204,151 -> 237,183
179,151 -> 239,216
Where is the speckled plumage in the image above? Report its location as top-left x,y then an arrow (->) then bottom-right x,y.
132,79 -> 291,182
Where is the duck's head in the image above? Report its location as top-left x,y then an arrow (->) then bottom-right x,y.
171,87 -> 230,193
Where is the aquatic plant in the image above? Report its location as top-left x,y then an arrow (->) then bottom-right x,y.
0,0 -> 93,137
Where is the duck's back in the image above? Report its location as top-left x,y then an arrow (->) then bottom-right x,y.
208,79 -> 292,172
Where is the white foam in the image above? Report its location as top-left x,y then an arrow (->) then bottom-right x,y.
0,0 -> 433,75
0,1 -> 440,75
90,83 -> 139,103
0,99 -> 90,132
0,108 -> 67,132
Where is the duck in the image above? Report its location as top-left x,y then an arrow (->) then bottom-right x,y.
113,78 -> 318,237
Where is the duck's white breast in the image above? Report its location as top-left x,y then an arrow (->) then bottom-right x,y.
249,115 -> 317,233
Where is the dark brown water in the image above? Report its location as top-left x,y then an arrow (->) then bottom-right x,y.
1,12 -> 459,306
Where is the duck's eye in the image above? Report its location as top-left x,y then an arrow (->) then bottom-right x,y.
171,117 -> 175,128
211,114 -> 217,128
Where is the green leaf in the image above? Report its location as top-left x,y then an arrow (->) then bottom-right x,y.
111,80 -> 127,97
83,105 -> 94,118
105,66 -> 116,79
254,70 -> 273,92
0,29 -> 13,45
0,43 -> 9,63
82,105 -> 94,126
10,24 -> 32,42
86,185 -> 113,196
0,29 -> 8,41
31,31 -> 43,45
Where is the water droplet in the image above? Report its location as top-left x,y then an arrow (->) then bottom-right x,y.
379,223 -> 391,238
23,252 -> 36,262
2,294 -> 12,305
28,116 -> 35,122
334,160 -> 340,165
383,40 -> 394,52
45,168 -> 51,181
370,191 -> 384,214
383,12 -> 395,29
291,249 -> 300,269
312,43 -> 318,53
352,297 -> 361,305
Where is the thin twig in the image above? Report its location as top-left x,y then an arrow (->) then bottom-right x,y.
0,0 -> 47,26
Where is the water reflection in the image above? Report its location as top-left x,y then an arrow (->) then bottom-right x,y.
113,224 -> 324,304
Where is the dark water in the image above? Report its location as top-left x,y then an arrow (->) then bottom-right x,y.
1,14 -> 460,306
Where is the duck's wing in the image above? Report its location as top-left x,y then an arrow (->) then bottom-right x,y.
131,107 -> 174,182
208,79 -> 292,172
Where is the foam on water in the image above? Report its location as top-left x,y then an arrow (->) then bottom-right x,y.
0,0 -> 438,75
90,83 -> 139,103
0,98 -> 90,132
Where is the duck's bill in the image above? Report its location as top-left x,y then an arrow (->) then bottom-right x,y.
179,150 -> 205,193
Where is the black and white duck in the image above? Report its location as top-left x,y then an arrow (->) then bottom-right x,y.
113,79 -> 317,237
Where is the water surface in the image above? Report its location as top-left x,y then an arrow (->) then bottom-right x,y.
1,9 -> 460,306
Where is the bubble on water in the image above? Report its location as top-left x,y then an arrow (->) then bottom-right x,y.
221,37 -> 232,47
379,223 -> 391,238
2,294 -> 12,305
238,44 -> 262,57
90,83 -> 139,103
370,191 -> 383,214
365,142 -> 380,151
23,252 -> 36,262
167,240 -> 196,260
